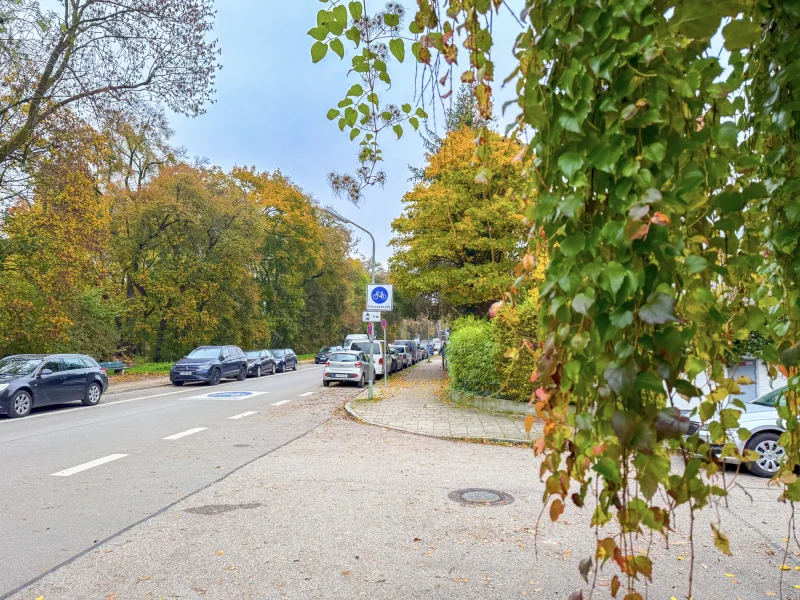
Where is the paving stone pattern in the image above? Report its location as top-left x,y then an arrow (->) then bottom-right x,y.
347,357 -> 540,442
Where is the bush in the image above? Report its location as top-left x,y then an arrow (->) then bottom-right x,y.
492,293 -> 539,402
446,317 -> 499,396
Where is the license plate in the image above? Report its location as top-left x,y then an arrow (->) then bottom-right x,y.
179,371 -> 192,376
333,374 -> 348,378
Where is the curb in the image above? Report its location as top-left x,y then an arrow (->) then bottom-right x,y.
106,380 -> 172,396
344,402 -> 533,446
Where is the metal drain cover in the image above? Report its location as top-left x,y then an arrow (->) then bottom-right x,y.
449,488 -> 514,507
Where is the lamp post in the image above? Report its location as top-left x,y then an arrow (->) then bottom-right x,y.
321,206 -> 377,400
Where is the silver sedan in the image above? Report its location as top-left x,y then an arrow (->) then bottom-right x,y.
322,352 -> 373,388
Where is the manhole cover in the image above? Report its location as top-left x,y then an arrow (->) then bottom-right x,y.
184,502 -> 261,515
448,488 -> 514,507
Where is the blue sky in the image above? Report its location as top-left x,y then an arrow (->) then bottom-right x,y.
169,1 -> 522,264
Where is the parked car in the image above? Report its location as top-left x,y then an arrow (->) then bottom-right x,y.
271,348 -> 298,372
322,351 -> 373,387
390,344 -> 411,369
315,346 -> 342,364
386,347 -> 402,373
343,334 -> 369,349
394,339 -> 419,364
170,345 -> 248,386
245,349 -> 276,377
432,338 -> 442,352
689,385 -> 788,478
350,340 -> 387,378
0,354 -> 108,418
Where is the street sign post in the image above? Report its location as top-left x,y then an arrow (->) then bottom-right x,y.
362,311 -> 381,322
366,284 -> 393,311
381,318 -> 387,390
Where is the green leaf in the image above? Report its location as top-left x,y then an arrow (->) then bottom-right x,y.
311,41 -> 328,63
345,26 -> 361,47
604,361 -> 636,395
389,38 -> 405,62
332,4 -> 348,23
711,524 -> 732,556
402,103 -> 412,113
308,26 -> 328,41
349,128 -> 360,141
409,117 -> 419,130
601,261 -> 627,295
381,111 -> 393,121
393,124 -> 403,139
326,108 -> 340,120
346,84 -> 364,97
593,457 -> 621,483
635,371 -> 664,392
610,309 -> 633,328
348,1 -> 363,19
558,152 -> 584,179
685,255 -> 708,273
558,114 -> 582,133
715,122 -> 739,148
642,142 -> 666,164
572,289 -> 595,316
330,38 -> 344,59
383,12 -> 400,27
722,19 -> 762,50
638,292 -> 678,325
560,232 -> 585,257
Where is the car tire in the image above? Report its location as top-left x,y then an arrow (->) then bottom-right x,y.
271,364 -> 276,375
236,365 -> 247,381
357,375 -> 365,389
207,368 -> 221,386
173,381 -> 184,386
323,380 -> 330,387
746,431 -> 786,478
292,361 -> 297,371
8,390 -> 32,418
257,365 -> 262,378
82,382 -> 102,406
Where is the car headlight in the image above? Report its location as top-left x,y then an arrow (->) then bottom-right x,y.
0,384 -> 8,392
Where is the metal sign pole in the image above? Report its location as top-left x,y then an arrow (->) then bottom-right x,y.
382,318 -> 387,390
367,321 -> 374,400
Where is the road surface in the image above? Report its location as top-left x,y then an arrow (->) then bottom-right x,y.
0,364 -> 342,598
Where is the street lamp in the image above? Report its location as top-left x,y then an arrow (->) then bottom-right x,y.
320,206 -> 377,400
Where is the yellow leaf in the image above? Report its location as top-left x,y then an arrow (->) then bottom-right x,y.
779,565 -> 791,570
677,556 -> 685,561
724,573 -> 735,577
215,550 -> 224,555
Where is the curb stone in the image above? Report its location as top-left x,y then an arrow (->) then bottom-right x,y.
344,402 -> 533,446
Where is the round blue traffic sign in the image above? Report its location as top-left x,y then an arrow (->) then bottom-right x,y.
371,286 -> 389,304
208,391 -> 252,398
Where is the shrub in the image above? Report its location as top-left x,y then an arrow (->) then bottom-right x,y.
492,292 -> 539,402
446,317 -> 499,395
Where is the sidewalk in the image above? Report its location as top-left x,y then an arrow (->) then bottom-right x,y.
347,358 -> 539,442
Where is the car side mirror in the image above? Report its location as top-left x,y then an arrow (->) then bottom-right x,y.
40,368 -> 53,376
219,354 -> 224,360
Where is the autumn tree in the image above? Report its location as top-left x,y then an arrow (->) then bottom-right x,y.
390,126 -> 529,315
0,0 -> 219,197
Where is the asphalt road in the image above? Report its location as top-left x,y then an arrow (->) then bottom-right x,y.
0,364 -> 336,598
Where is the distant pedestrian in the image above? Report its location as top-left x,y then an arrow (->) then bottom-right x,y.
441,341 -> 447,371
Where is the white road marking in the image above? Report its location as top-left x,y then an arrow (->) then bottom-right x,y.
228,411 -> 259,420
51,454 -> 128,477
271,400 -> 291,406
162,427 -> 207,440
298,391 -> 314,397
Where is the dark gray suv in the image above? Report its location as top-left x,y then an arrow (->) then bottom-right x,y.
170,345 -> 248,386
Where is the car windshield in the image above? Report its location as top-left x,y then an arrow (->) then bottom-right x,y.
353,342 -> 381,353
752,385 -> 789,407
245,351 -> 261,359
272,350 -> 286,358
186,347 -> 221,359
320,347 -> 332,353
0,356 -> 42,376
330,353 -> 359,362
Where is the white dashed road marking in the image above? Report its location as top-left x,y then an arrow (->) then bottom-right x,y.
228,411 -> 259,420
162,427 -> 207,440
298,391 -> 314,397
271,400 -> 291,406
51,454 -> 128,477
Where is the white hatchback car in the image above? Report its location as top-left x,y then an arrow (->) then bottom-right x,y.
322,351 -> 373,388
691,386 -> 787,478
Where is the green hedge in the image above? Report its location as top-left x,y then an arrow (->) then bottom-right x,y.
447,295 -> 539,402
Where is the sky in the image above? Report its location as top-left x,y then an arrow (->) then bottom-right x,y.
168,1 -> 522,264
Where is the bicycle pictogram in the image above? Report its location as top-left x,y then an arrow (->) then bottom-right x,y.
371,286 -> 389,303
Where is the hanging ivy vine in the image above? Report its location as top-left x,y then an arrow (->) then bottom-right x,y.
310,0 -> 800,597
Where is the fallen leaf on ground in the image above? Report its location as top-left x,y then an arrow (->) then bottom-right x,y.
215,551 -> 224,555
341,570 -> 353,576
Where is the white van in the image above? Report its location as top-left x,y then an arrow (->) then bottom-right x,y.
348,340 -> 387,377
343,334 -> 369,350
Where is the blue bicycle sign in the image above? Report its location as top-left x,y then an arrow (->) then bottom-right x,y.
366,283 -> 393,310
371,286 -> 389,303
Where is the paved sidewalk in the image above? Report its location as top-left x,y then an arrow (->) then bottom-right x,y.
347,358 -> 539,442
